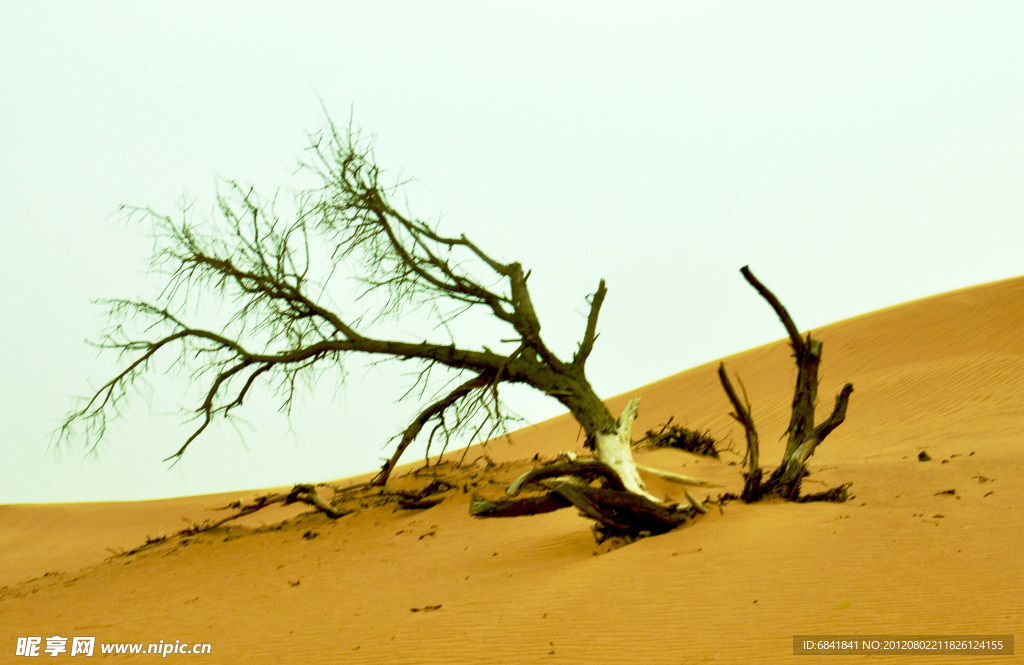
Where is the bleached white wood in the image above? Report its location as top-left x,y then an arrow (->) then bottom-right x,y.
592,397 -> 663,503
635,464 -> 722,488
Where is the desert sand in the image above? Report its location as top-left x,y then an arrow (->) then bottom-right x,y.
2,276 -> 1022,663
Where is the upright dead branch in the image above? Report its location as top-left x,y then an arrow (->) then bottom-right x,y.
717,363 -> 761,502
719,266 -> 854,501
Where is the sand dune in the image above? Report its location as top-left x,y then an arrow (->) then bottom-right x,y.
2,276 -> 1022,663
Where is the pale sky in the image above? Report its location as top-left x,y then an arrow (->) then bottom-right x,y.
2,2 -> 1022,503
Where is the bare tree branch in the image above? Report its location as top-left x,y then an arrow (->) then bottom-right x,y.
572,279 -> 607,370
373,372 -> 496,486
809,383 -> 854,449
717,362 -> 761,500
739,265 -> 804,354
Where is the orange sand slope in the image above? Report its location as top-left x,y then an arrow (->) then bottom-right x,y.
2,276 -> 1022,664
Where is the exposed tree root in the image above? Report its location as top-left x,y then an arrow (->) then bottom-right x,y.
470,492 -> 572,518
111,484 -> 357,558
380,479 -> 456,509
211,483 -> 354,527
797,483 -> 853,503
472,395 -> 720,543
506,459 -> 628,496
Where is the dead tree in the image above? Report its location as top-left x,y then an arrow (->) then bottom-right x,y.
719,266 -> 853,501
57,116 -> 710,507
